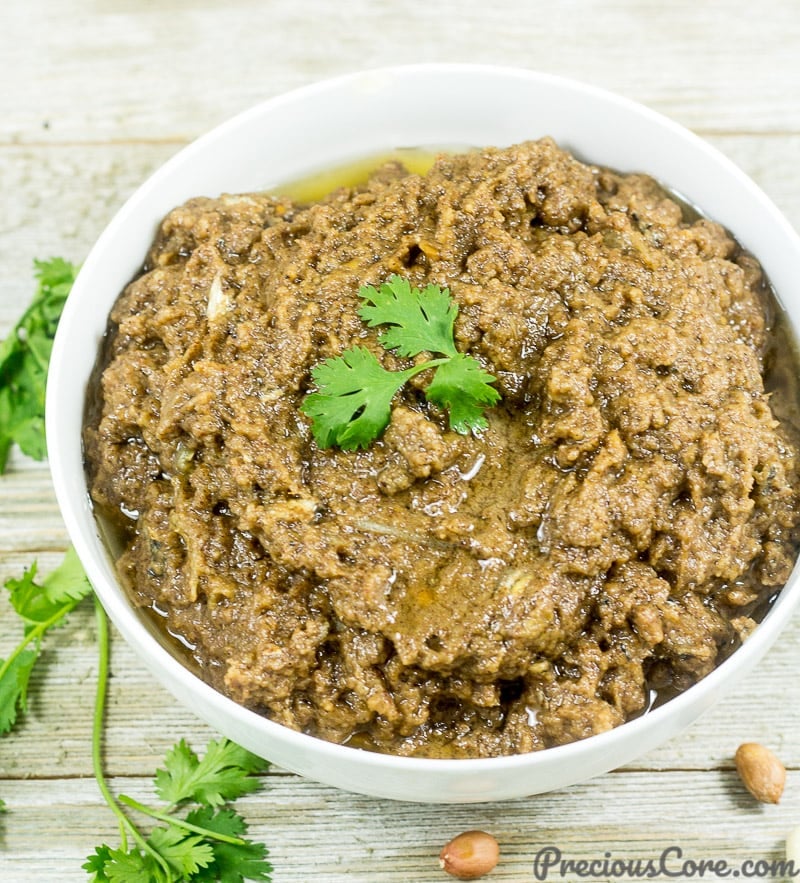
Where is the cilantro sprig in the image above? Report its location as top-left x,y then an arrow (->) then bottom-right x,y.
0,257 -> 79,471
301,275 -> 500,449
85,599 -> 272,883
0,545 -> 272,882
359,276 -> 460,358
301,347 -> 450,449
0,546 -> 93,734
154,738 -> 265,807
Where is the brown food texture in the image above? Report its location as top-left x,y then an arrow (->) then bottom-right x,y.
84,139 -> 800,758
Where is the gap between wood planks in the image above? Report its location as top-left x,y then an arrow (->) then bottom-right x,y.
1,130 -> 800,150
1,763 -> 797,784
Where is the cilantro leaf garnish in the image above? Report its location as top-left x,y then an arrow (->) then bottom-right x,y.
83,845 -> 115,880
425,352 -> 501,434
0,547 -> 93,735
358,276 -> 459,357
0,262 -> 92,735
301,275 -> 499,448
86,596 -> 273,882
146,825 -> 216,877
6,546 -> 93,626
86,845 -> 157,883
0,649 -> 38,734
186,807 -> 273,883
155,738 -> 265,807
0,257 -> 79,471
301,347 -> 421,450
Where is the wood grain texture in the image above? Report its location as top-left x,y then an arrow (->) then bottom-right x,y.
3,772 -> 799,881
3,0 -> 800,146
2,0 -> 800,879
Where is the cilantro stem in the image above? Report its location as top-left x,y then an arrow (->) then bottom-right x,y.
118,794 -> 248,846
0,598 -> 80,688
92,596 -> 171,875
92,595 -> 130,850
389,356 -> 451,392
398,356 -> 450,379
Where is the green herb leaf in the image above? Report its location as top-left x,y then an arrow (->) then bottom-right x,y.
186,807 -> 273,883
83,846 -> 115,881
302,276 -> 499,448
92,605 -> 261,883
148,825 -> 216,877
196,837 -> 272,883
185,806 -> 247,840
358,276 -> 459,357
154,738 -> 267,807
88,734 -> 272,883
425,352 -> 502,434
0,257 -> 79,472
42,545 -> 95,604
92,846 -> 166,883
3,560 -> 41,623
301,347 -> 415,450
6,547 -> 92,632
0,647 -> 38,734
0,547 -> 92,735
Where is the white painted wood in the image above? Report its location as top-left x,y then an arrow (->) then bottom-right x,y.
2,772 -> 799,881
2,0 -> 800,878
3,0 -> 800,145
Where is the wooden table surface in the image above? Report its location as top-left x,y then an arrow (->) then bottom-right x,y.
3,1 -> 800,880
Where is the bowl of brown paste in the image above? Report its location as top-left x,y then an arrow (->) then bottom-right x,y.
47,65 -> 800,802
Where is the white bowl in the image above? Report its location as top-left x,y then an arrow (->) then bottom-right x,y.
47,64 -> 800,803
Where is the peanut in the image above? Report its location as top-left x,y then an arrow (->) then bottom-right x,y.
439,830 -> 499,879
735,742 -> 786,804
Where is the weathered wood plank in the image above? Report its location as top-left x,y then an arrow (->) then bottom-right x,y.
0,466 -> 70,552
0,143 -> 174,330
2,770 -> 798,882
3,0 -> 800,147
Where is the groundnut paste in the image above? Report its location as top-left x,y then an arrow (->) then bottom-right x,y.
84,139 -> 800,757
